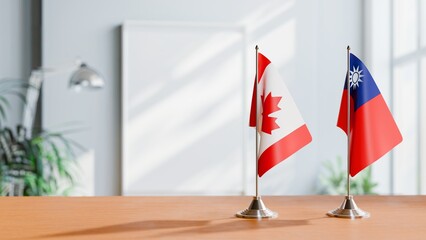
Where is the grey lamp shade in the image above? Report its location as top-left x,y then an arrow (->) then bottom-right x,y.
69,63 -> 104,90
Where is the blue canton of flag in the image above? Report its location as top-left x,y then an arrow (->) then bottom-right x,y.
344,53 -> 380,111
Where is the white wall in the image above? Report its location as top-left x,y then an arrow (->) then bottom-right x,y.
365,0 -> 426,195
42,0 -> 363,195
0,0 -> 31,127
364,0 -> 393,194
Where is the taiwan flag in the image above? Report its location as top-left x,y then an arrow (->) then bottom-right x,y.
249,53 -> 312,177
337,53 -> 402,177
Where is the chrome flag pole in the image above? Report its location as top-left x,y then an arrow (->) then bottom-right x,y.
327,46 -> 369,219
236,45 -> 277,219
256,44 -> 259,199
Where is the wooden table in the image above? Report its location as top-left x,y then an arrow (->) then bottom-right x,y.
0,196 -> 425,239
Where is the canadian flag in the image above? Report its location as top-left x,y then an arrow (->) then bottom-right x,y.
249,53 -> 312,177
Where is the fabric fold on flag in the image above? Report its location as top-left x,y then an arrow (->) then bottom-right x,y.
249,53 -> 312,177
337,53 -> 403,177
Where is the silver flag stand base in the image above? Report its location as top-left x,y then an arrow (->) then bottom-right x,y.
236,196 -> 278,219
327,195 -> 370,219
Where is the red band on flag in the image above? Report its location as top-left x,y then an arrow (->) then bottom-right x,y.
249,53 -> 272,127
257,53 -> 271,83
258,124 -> 312,177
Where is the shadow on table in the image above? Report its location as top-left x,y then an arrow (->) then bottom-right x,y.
34,217 -> 318,238
153,218 -> 313,238
35,220 -> 210,238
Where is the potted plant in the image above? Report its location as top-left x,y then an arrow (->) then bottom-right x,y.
0,79 -> 80,196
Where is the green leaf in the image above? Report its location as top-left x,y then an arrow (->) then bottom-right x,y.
0,96 -> 11,108
0,105 -> 7,122
24,174 -> 38,196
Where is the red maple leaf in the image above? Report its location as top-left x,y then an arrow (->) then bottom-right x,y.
261,92 -> 282,134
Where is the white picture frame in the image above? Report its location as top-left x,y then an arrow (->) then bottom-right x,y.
121,21 -> 248,195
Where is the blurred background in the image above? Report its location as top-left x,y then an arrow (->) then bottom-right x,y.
0,0 -> 424,196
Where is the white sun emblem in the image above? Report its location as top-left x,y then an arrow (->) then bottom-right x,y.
350,66 -> 364,90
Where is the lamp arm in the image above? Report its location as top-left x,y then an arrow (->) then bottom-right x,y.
21,59 -> 81,137
33,59 -> 82,77
21,73 -> 42,137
